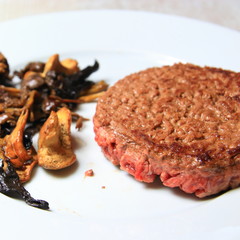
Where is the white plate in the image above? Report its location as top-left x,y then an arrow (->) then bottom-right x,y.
0,10 -> 240,240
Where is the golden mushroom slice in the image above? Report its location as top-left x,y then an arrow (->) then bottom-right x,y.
3,108 -> 38,182
43,54 -> 79,76
38,107 -> 76,170
4,109 -> 32,168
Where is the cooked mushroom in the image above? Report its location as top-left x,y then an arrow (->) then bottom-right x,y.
71,112 -> 89,130
0,53 -> 11,86
22,71 -> 45,90
2,108 -> 37,182
43,54 -> 79,76
38,107 -> 76,170
0,53 -> 107,209
81,80 -> 108,95
0,156 -> 49,209
4,109 -> 32,168
0,53 -> 9,76
16,152 -> 38,183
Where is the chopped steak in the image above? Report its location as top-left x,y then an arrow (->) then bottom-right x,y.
93,63 -> 240,198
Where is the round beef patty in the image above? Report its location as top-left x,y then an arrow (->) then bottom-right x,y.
93,63 -> 240,198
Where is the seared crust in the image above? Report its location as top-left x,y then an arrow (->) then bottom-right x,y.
94,63 -> 240,197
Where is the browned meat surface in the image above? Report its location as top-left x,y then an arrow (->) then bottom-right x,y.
93,63 -> 240,198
